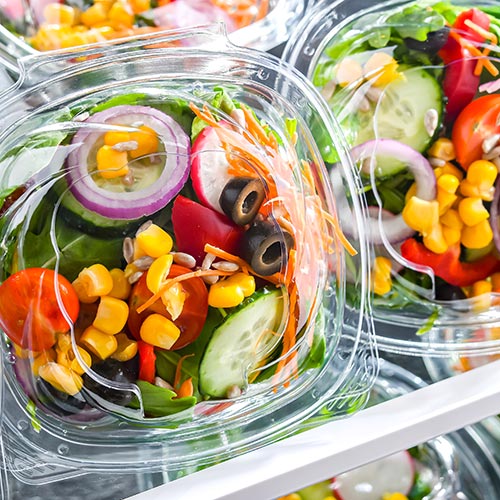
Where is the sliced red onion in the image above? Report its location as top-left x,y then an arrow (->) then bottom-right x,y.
351,139 -> 436,244
491,177 -> 500,253
479,79 -> 500,94
66,105 -> 190,220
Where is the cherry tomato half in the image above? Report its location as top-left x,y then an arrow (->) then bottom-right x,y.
127,264 -> 208,350
0,268 -> 80,351
452,94 -> 500,169
453,8 -> 490,44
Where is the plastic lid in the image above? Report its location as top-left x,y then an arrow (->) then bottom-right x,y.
283,0 -> 500,357
0,26 -> 376,480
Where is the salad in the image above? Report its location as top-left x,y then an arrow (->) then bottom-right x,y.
0,86 -> 344,422
0,0 -> 267,51
278,447 -> 435,500
306,1 -> 500,326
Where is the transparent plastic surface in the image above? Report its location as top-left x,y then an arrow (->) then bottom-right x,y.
285,359 -> 500,500
0,0 -> 304,55
0,26 -> 377,485
283,0 -> 500,357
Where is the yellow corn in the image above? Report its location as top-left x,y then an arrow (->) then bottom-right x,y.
161,282 -> 186,321
124,262 -> 142,280
427,138 -> 455,161
96,145 -> 129,179
492,272 -> 500,293
57,348 -> 71,368
437,173 -> 459,194
146,254 -> 174,294
108,268 -> 131,300
437,189 -> 457,215
57,332 -> 72,353
38,362 -> 83,396
335,58 -> 364,87
129,125 -> 159,159
59,31 -> 92,49
382,494 -> 409,500
208,273 -> 256,308
460,160 -> 497,201
140,313 -> 180,349
441,162 -> 464,181
442,225 -> 461,246
13,343 -> 39,359
31,349 -> 56,376
458,197 -> 489,226
70,346 -> 92,375
371,256 -> 392,296
363,52 -> 401,87
72,277 -> 99,304
104,131 -> 131,146
276,495 -> 302,500
80,325 -> 118,359
136,224 -> 173,258
80,3 -> 108,27
93,296 -> 129,335
440,208 -> 464,230
108,0 -> 134,29
461,219 -> 493,249
130,0 -> 151,14
423,223 -> 448,254
404,182 -> 417,203
402,197 -> 439,235
43,3 -> 79,25
111,333 -> 138,362
471,279 -> 493,312
75,263 -> 114,298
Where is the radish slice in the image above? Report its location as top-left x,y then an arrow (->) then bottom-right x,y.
332,450 -> 415,500
191,126 -> 233,214
350,139 -> 436,245
66,105 -> 190,220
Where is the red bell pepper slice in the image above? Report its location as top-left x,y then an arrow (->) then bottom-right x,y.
400,238 -> 500,288
453,8 -> 491,44
137,341 -> 156,384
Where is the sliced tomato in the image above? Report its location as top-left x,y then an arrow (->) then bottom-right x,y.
171,195 -> 244,264
127,264 -> 208,350
452,94 -> 500,168
0,268 -> 80,351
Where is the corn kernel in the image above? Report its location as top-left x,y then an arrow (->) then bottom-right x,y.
76,264 -> 114,298
440,208 -> 464,230
80,325 -> 118,359
57,349 -> 71,368
129,0 -> 151,14
427,138 -> 455,161
146,254 -> 174,294
458,197 -> 489,226
104,130 -> 131,146
442,225 -> 461,246
93,296 -> 129,335
129,125 -> 159,159
108,1 -> 134,30
363,52 -> 401,87
72,277 -> 99,304
111,333 -> 138,361
437,189 -> 457,215
70,346 -> 92,375
43,3 -> 78,26
13,343 -> 39,359
471,280 -> 493,312
461,219 -> 493,249
335,58 -> 363,87
404,182 -> 417,203
140,314 -> 180,349
382,494 -> 409,500
208,279 -> 246,308
80,3 -> 108,27
437,173 -> 459,194
57,332 -> 72,353
96,145 -> 129,179
276,494 -> 302,500
32,349 -> 56,376
136,224 -> 173,258
402,197 -> 439,235
108,268 -> 131,300
38,362 -> 83,396
423,223 -> 448,254
232,273 -> 256,297
441,162 -> 464,181
461,160 -> 497,201
371,256 -> 392,296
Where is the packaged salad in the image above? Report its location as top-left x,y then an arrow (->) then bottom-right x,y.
0,27 -> 376,482
284,0 -> 500,355
0,0 -> 304,53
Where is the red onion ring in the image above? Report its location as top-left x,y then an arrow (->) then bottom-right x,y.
66,105 -> 190,220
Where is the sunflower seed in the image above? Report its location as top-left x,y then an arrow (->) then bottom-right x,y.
492,156 -> 500,171
136,220 -> 153,236
424,108 -> 439,137
133,256 -> 154,271
482,134 -> 500,154
123,237 -> 134,264
171,252 -> 196,268
154,376 -> 174,390
231,108 -> 246,127
128,271 -> 143,284
201,252 -> 216,271
320,79 -> 337,101
212,261 -> 239,272
358,96 -> 370,113
73,112 -> 90,122
112,140 -> 138,152
482,146 -> 500,161
202,275 -> 219,285
226,385 -> 242,399
122,171 -> 134,186
429,156 -> 446,167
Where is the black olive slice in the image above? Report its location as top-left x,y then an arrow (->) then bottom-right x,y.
241,219 -> 294,276
219,177 -> 266,226
404,27 -> 450,54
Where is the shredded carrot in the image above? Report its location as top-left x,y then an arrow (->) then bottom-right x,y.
464,19 -> 498,44
241,106 -> 274,148
323,210 -> 357,256
174,353 -> 195,389
189,102 -> 219,128
176,377 -> 194,398
136,269 -> 234,314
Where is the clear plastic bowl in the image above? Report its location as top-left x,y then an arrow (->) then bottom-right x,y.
289,359 -> 500,500
0,26 -> 376,485
283,0 -> 500,357
0,0 -> 304,56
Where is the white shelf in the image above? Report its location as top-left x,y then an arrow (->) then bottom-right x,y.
127,359 -> 500,500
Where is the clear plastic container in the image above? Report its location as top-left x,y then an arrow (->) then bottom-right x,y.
283,0 -> 500,357
286,359 -> 500,500
0,26 -> 376,486
0,0 -> 304,55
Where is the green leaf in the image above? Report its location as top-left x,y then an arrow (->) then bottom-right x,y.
128,381 -> 196,417
387,5 -> 445,41
0,186 -> 19,211
26,400 -> 41,433
416,307 -> 440,335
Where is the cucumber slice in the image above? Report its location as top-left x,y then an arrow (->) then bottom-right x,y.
199,288 -> 285,398
355,67 -> 443,176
